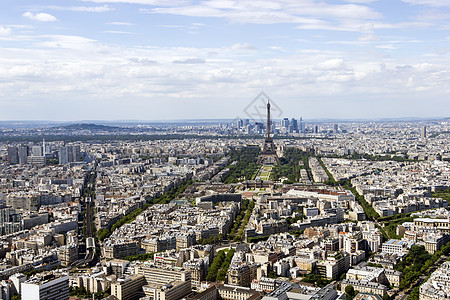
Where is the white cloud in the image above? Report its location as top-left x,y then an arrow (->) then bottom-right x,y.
139,0 -> 381,30
316,59 -> 345,70
413,10 -> 450,28
157,24 -> 185,28
23,12 -> 57,22
296,23 -> 357,32
417,10 -> 450,20
344,0 -> 377,2
269,46 -> 286,52
173,58 -> 206,64
0,34 -> 35,42
1,31 -> 450,119
359,33 -> 378,41
107,22 -> 136,26
230,43 -> 256,51
47,5 -> 114,12
82,0 -> 186,5
104,30 -> 135,34
36,35 -> 98,50
376,44 -> 398,50
0,26 -> 12,36
402,0 -> 450,7
372,21 -> 433,29
101,0 -> 440,34
129,58 -> 158,64
298,19 -> 432,32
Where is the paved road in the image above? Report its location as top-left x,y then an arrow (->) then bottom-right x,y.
397,294 -> 408,300
71,166 -> 97,268
84,172 -> 96,239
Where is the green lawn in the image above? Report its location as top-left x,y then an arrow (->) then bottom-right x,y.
259,165 -> 273,180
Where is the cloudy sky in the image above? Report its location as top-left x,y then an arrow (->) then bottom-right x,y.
1,0 -> 449,121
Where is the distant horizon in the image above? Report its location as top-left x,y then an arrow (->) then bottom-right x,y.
0,116 -> 449,126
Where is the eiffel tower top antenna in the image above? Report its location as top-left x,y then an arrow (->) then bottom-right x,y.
266,99 -> 271,140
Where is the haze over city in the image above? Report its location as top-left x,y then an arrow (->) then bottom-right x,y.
1,0 -> 450,121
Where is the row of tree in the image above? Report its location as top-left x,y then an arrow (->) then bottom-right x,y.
270,148 -> 312,182
432,187 -> 450,205
123,253 -> 154,262
394,243 -> 450,292
227,199 -> 250,241
383,216 -> 413,239
340,179 -> 380,221
395,245 -> 432,290
205,249 -> 236,282
235,200 -> 255,241
197,234 -> 223,245
301,273 -> 331,288
323,152 -> 419,162
222,146 -> 260,183
69,286 -> 109,299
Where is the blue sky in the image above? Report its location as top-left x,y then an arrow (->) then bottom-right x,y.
1,0 -> 449,121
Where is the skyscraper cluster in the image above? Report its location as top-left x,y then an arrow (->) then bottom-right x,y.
7,140 -> 48,165
59,145 -> 81,165
280,117 -> 305,133
6,142 -> 81,166
235,116 -> 306,135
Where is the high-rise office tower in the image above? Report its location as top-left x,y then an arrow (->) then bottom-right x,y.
59,145 -> 81,165
31,145 -> 43,157
255,122 -> 263,134
28,144 -> 46,165
43,138 -> 51,155
299,117 -> 305,133
18,146 -> 28,164
291,118 -> 298,132
74,145 -> 81,161
421,126 -> 427,138
237,119 -> 244,129
59,147 -> 69,165
334,124 -> 339,133
7,147 -> 19,164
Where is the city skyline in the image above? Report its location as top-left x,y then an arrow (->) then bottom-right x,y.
1,0 -> 450,121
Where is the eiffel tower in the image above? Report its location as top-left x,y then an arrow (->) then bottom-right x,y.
258,99 -> 279,165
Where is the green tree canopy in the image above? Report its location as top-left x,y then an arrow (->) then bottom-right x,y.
345,285 -> 356,299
